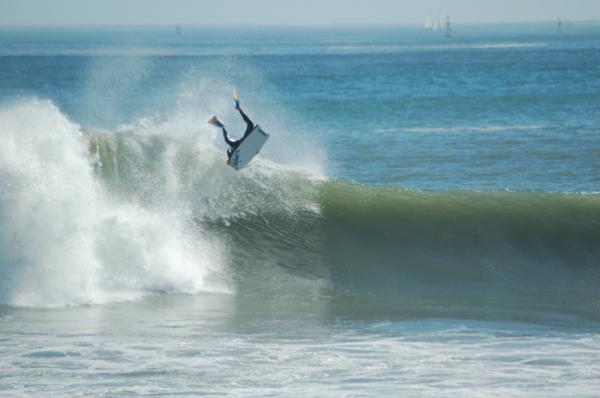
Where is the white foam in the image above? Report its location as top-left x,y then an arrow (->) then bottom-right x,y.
470,43 -> 546,49
0,99 -> 228,307
396,125 -> 549,134
325,42 -> 546,54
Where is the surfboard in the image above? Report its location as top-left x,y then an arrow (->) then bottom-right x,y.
227,125 -> 269,170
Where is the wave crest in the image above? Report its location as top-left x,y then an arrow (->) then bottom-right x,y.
0,99 -> 227,307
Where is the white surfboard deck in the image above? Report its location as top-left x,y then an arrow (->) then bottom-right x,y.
227,125 -> 269,170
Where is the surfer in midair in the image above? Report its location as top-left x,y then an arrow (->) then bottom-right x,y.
208,90 -> 255,159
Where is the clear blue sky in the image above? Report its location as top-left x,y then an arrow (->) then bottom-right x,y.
0,0 -> 598,26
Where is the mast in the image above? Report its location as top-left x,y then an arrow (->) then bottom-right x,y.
445,16 -> 453,38
557,17 -> 563,33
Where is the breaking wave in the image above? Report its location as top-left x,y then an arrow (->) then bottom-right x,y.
0,99 -> 229,306
1,99 -> 599,324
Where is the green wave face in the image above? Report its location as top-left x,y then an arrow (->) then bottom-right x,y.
202,177 -> 600,323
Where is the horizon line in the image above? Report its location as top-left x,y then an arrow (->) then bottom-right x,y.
1,19 -> 600,29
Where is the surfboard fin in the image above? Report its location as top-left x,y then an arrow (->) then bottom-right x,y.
208,116 -> 223,128
233,89 -> 240,110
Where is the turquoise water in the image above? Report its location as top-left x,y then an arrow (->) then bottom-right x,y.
1,24 -> 599,396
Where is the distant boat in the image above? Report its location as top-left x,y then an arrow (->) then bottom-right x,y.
431,15 -> 440,30
424,17 -> 433,30
435,16 -> 443,31
557,17 -> 563,32
445,16 -> 454,38
175,25 -> 182,35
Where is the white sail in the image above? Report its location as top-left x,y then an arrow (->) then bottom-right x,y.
425,17 -> 433,29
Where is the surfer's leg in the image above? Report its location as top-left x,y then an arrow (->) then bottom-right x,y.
238,109 -> 254,139
221,127 -> 237,147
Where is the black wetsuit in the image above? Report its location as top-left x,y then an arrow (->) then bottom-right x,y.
222,109 -> 254,158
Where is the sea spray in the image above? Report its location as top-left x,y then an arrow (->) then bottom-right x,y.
0,99 -> 227,307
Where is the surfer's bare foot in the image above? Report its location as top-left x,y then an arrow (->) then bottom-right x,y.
233,89 -> 240,110
208,116 -> 223,128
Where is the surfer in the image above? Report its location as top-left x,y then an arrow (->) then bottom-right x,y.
208,90 -> 255,158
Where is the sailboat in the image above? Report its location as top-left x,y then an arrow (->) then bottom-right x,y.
557,17 -> 563,32
445,16 -> 454,38
424,17 -> 433,30
435,16 -> 443,31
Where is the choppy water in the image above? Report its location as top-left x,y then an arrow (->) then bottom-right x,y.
1,24 -> 599,396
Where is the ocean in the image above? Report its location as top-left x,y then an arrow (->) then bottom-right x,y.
0,23 -> 599,396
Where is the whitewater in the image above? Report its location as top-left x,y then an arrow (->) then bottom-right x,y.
1,24 -> 600,397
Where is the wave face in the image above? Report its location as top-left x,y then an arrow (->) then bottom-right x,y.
214,182 -> 600,323
318,183 -> 600,320
1,99 -> 598,323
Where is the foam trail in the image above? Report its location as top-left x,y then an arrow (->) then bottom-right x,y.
404,125 -> 549,133
373,125 -> 549,134
0,99 -> 227,307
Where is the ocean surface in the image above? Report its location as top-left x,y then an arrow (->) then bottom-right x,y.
1,23 -> 599,396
